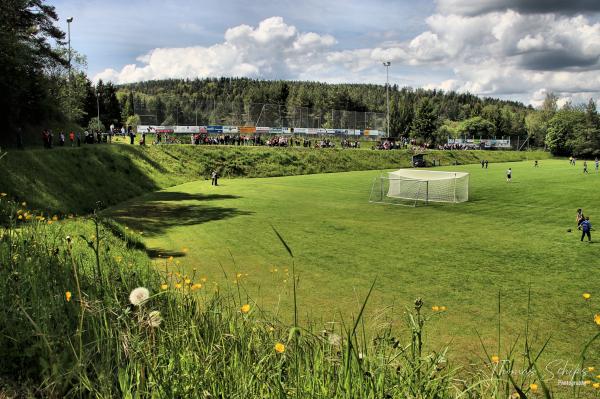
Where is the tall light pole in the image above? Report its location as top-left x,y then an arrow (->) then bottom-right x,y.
66,17 -> 74,120
383,61 -> 391,137
95,84 -> 100,133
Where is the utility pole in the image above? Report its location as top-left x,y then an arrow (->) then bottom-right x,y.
383,61 -> 391,137
67,17 -> 73,121
95,84 -> 100,132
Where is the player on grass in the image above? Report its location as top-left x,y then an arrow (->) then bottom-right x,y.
584,161 -> 589,174
534,160 -> 538,167
595,157 -> 599,172
506,168 -> 512,183
579,217 -> 592,242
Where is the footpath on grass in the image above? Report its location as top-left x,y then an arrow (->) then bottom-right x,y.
0,144 -> 550,213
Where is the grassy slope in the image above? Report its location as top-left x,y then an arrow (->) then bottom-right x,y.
106,159 -> 600,365
0,143 -> 548,213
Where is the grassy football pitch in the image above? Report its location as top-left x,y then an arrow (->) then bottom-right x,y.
107,158 -> 600,362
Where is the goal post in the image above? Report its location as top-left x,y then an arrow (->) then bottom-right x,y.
369,169 -> 469,205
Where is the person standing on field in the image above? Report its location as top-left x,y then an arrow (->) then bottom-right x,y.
584,161 -> 589,174
506,168 -> 512,182
534,160 -> 538,167
579,217 -> 592,242
595,157 -> 599,172
485,160 -> 488,169
211,170 -> 218,186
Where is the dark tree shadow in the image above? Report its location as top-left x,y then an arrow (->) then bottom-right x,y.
109,203 -> 251,236
141,191 -> 240,202
146,249 -> 187,259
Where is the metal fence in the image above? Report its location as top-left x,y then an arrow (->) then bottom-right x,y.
135,99 -> 386,131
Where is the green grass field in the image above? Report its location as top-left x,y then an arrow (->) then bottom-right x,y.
106,158 -> 600,364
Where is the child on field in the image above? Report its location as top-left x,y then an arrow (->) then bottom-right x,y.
579,217 -> 593,242
506,168 -> 512,182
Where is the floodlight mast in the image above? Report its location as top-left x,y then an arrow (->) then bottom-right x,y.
383,61 -> 391,137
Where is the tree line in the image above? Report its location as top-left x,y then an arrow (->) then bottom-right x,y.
2,1 -> 598,156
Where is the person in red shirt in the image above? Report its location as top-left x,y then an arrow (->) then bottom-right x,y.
69,131 -> 75,147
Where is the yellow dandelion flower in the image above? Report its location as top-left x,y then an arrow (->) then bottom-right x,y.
588,366 -> 595,372
176,260 -> 180,265
241,304 -> 251,314
175,283 -> 182,289
594,314 -> 600,325
593,382 -> 600,389
182,247 -> 189,253
583,293 -> 591,300
491,355 -> 500,364
274,268 -> 278,272
17,215 -> 23,220
25,214 -> 31,220
432,306 -> 439,311
185,278 -> 191,284
191,283 -> 202,291
275,343 -> 286,353
529,383 -> 538,393
168,256 -> 174,262
201,277 -> 207,282
268,326 -> 275,332
52,215 -> 58,221
65,291 -> 72,302
584,380 -> 591,385
160,283 -> 168,290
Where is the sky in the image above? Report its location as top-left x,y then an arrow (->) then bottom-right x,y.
51,0 -> 600,106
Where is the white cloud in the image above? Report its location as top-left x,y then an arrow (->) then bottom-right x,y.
94,11 -> 600,106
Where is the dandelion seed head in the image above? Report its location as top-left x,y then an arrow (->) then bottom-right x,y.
129,287 -> 150,306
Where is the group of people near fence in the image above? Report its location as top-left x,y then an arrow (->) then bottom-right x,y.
42,129 -> 81,148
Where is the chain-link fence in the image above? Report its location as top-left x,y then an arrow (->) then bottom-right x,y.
135,99 -> 386,131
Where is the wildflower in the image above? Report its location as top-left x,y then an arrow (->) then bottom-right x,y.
182,247 -> 189,253
129,287 -> 150,306
432,306 -> 439,311
588,366 -> 595,372
52,215 -> 58,221
440,306 -> 447,311
175,260 -> 180,265
175,283 -> 182,289
594,383 -> 600,389
25,214 -> 31,220
595,314 -> 600,325
65,291 -> 72,302
168,256 -> 174,262
236,273 -> 242,279
21,202 -> 26,207
241,304 -> 251,314
201,277 -> 207,282
147,311 -> 162,328
491,355 -> 500,364
584,380 -> 591,385
185,278 -> 191,284
160,283 -> 168,290
529,383 -> 538,393
275,343 -> 285,353
17,215 -> 22,220
139,231 -> 144,235
115,256 -> 123,263
268,326 -> 275,332
191,283 -> 202,291
583,293 -> 591,300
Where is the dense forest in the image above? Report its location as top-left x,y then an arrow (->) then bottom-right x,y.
2,1 -> 599,156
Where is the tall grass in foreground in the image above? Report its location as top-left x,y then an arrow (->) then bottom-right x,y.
0,197 -> 599,398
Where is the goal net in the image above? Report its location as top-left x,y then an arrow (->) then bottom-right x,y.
369,169 -> 469,206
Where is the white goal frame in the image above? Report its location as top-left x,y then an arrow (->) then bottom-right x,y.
369,169 -> 469,206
